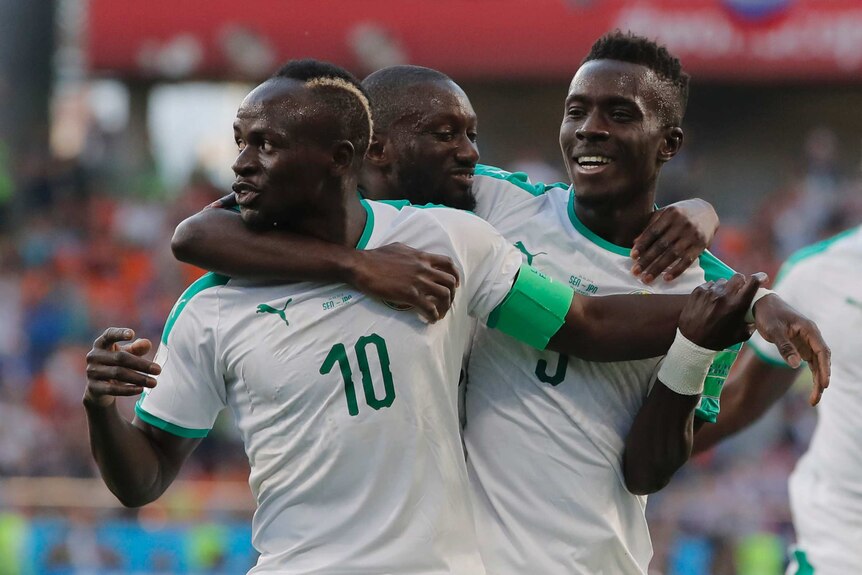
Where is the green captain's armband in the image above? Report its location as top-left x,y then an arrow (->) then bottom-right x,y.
486,263 -> 573,350
695,344 -> 741,423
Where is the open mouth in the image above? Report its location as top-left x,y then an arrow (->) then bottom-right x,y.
232,182 -> 261,206
575,155 -> 613,172
450,171 -> 474,188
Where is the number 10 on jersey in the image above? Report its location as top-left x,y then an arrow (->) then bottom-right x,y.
320,333 -> 396,416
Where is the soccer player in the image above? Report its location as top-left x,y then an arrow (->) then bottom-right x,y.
84,60 -> 753,574
693,229 -> 857,575
460,32 -> 829,575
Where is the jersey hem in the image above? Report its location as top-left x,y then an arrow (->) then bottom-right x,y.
134,401 -> 210,438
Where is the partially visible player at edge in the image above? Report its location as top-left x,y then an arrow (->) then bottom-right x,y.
83,60 -> 764,574
694,228 -> 856,575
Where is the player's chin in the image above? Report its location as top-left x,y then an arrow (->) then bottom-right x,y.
441,183 -> 477,212
240,208 -> 271,231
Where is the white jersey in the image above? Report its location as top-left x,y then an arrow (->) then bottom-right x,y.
747,227 -> 862,574
137,199 -> 522,575
465,166 -> 737,575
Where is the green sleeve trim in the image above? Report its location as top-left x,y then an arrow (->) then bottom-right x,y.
749,340 -> 794,368
226,204 -> 240,213
698,250 -> 736,281
135,400 -> 210,438
775,225 -> 859,284
487,263 -> 573,350
694,344 -> 741,422
567,190 -> 631,256
161,272 -> 230,344
356,200 -> 375,250
475,164 -> 568,197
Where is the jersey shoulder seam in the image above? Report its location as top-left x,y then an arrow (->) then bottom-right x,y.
161,272 -> 230,344
475,163 -> 568,197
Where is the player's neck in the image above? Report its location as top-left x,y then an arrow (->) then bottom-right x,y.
358,168 -> 401,202
291,180 -> 368,248
573,188 -> 656,248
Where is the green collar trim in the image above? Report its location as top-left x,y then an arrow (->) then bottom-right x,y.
566,189 -> 631,257
356,199 -> 375,250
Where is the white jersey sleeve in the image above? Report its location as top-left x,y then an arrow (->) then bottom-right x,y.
472,164 -> 568,228
135,273 -> 229,437
420,206 -> 523,322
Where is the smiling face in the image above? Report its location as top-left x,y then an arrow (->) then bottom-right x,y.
385,80 -> 479,210
231,78 -> 335,230
559,59 -> 682,208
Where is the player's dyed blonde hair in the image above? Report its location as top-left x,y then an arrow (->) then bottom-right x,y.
305,76 -> 374,139
270,60 -> 373,162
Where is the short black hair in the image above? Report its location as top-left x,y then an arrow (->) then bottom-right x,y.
362,65 -> 454,132
269,59 -> 372,162
582,31 -> 690,124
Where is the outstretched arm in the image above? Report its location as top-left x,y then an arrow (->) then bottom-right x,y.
693,348 -> 799,454
632,199 -> 719,283
546,292 -> 686,361
172,204 -> 460,321
83,328 -> 200,507
624,274 -> 762,495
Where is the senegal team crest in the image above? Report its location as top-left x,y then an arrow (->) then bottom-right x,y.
383,300 -> 414,311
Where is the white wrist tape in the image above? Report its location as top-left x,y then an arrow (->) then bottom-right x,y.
657,329 -> 717,396
744,288 -> 775,323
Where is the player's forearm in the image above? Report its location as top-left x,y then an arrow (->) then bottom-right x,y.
547,294 -> 685,361
83,400 -> 171,507
623,383 -> 700,495
172,208 -> 358,283
693,350 -> 798,454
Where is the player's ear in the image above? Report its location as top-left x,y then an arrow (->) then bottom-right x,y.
365,131 -> 390,168
331,140 -> 356,175
658,127 -> 684,163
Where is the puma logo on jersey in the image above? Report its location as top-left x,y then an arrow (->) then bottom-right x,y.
257,299 -> 293,326
514,241 -> 547,265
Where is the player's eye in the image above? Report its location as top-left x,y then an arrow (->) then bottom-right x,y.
611,109 -> 634,121
261,140 -> 274,153
235,139 -> 246,151
566,107 -> 585,119
435,131 -> 455,142
467,131 -> 478,144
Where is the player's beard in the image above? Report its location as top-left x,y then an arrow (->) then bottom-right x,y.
396,165 -> 477,212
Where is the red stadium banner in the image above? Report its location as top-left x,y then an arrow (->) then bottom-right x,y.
87,0 -> 862,81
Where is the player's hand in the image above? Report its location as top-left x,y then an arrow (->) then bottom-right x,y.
752,295 -> 831,405
631,199 -> 719,284
349,243 -> 460,322
679,273 -> 766,350
84,328 -> 161,409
